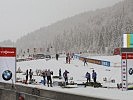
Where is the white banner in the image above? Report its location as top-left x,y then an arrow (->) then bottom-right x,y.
0,47 -> 16,83
127,53 -> 133,88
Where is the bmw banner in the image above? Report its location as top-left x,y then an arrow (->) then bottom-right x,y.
127,53 -> 133,89
0,47 -> 16,83
121,48 -> 133,90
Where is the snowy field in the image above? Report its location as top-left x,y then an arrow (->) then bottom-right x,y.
16,55 -> 133,100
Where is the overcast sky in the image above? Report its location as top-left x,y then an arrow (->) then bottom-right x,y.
0,0 -> 123,42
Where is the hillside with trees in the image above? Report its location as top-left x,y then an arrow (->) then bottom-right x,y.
1,0 -> 133,56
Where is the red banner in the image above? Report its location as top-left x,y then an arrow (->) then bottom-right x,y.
127,53 -> 133,59
122,53 -> 126,59
0,47 -> 16,57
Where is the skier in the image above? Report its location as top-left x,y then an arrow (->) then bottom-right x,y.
92,70 -> 97,83
84,58 -> 88,66
63,70 -> 69,85
85,72 -> 91,83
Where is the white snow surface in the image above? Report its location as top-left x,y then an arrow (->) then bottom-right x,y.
16,55 -> 133,100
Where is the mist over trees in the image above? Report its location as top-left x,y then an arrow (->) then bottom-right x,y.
1,0 -> 133,55
52,0 -> 133,55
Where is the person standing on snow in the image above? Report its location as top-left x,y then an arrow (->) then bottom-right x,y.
66,53 -> 69,63
56,54 -> 59,60
92,70 -> 97,83
41,69 -> 47,85
85,72 -> 91,83
25,69 -> 28,84
46,69 -> 53,87
68,55 -> 71,64
84,58 -> 88,66
59,68 -> 62,79
66,52 -> 71,64
29,69 -> 33,81
63,70 -> 69,85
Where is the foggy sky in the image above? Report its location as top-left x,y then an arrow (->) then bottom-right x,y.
0,0 -> 123,42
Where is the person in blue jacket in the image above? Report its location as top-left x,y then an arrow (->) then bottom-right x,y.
85,72 -> 91,83
92,70 -> 97,83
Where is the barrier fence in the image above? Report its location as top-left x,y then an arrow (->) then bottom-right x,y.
0,82 -> 108,100
74,54 -> 110,67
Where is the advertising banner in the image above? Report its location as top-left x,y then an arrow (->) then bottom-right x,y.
79,57 -> 110,67
123,33 -> 133,48
127,53 -> 133,89
0,47 -> 16,83
121,48 -> 133,90
121,53 -> 128,91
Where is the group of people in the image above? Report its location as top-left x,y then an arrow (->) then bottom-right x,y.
41,69 -> 53,87
25,68 -> 97,86
41,68 -> 70,86
85,70 -> 97,83
62,69 -> 97,85
25,69 -> 33,84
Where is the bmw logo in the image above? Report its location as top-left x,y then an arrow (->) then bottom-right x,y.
2,70 -> 12,81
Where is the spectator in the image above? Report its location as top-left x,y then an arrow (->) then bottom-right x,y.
41,69 -> 47,85
29,69 -> 33,81
59,68 -> 62,79
63,70 -> 69,85
92,70 -> 97,83
46,69 -> 53,87
25,69 -> 28,84
66,53 -> 70,63
56,54 -> 59,60
85,72 -> 91,83
68,55 -> 71,64
66,56 -> 68,63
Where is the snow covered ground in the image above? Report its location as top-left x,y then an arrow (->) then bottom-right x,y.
16,55 -> 133,100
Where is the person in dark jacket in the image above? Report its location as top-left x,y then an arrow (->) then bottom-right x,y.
41,70 -> 47,85
85,72 -> 91,83
92,70 -> 97,83
29,69 -> 33,81
63,70 -> 69,85
59,68 -> 62,79
25,69 -> 28,84
84,58 -> 88,66
46,69 -> 53,87
56,54 -> 59,60
66,53 -> 69,63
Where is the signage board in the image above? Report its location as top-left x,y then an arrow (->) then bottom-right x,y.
79,57 -> 110,67
121,48 -> 133,90
123,33 -> 133,48
0,47 -> 16,83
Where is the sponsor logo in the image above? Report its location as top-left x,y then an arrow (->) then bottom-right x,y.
0,51 -> 15,55
2,70 -> 12,81
129,68 -> 133,75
